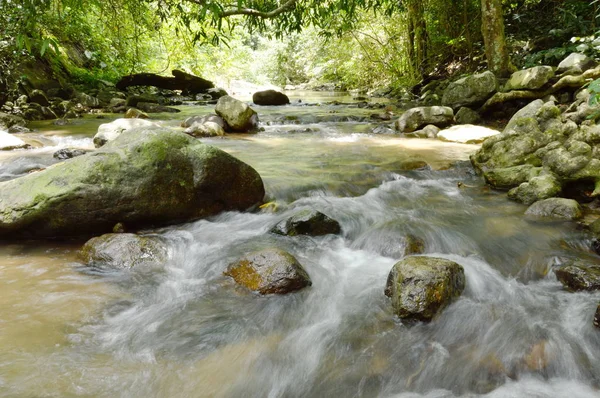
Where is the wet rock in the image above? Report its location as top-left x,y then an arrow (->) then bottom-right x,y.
53,148 -> 89,160
28,89 -> 50,106
183,121 -> 225,137
437,125 -> 499,144
224,248 -> 312,294
7,125 -> 31,134
402,234 -> 425,256
557,53 -> 596,75
75,92 -> 101,108
412,124 -> 440,139
594,304 -> 600,329
508,174 -> 562,205
504,66 -> 554,91
384,256 -> 465,322
271,209 -> 341,237
455,107 -> 481,125
0,131 -> 29,151
371,125 -> 395,135
136,102 -> 180,113
207,87 -> 228,100
252,90 -> 290,106
0,129 -> 265,238
524,198 -> 582,220
124,108 -> 149,119
79,233 -> 168,270
215,95 -> 259,132
442,71 -> 497,109
555,261 -> 600,291
109,98 -> 127,108
395,106 -> 454,133
94,118 -> 160,147
181,114 -> 227,130
483,164 -> 541,189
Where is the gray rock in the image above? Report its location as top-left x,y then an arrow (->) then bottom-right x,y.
29,89 -> 50,106
0,112 -> 27,129
442,71 -> 497,109
385,256 -> 465,322
225,248 -> 312,294
504,66 -> 554,91
53,148 -> 89,160
524,198 -> 582,220
94,118 -> 160,147
109,98 -> 127,108
207,87 -> 228,100
181,114 -> 227,130
79,233 -> 168,270
0,129 -> 265,238
75,92 -> 101,108
271,209 -> 341,237
215,95 -> 259,132
395,106 -> 454,133
504,100 -> 544,132
252,90 -> 290,106
557,53 -> 596,74
136,102 -> 180,113
555,261 -> 600,291
183,121 -> 225,137
455,107 -> 481,125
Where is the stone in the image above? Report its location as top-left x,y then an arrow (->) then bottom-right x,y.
28,89 -> 50,106
215,95 -> 259,132
252,90 -> 290,106
94,118 -> 160,147
483,164 -> 542,190
53,148 -> 89,160
183,121 -> 225,137
207,87 -> 228,100
384,256 -> 465,322
508,174 -> 562,205
455,107 -> 481,125
0,131 -> 29,151
271,209 -> 341,237
109,98 -> 127,108
504,66 -> 555,91
555,261 -> 600,291
557,53 -> 596,74
594,305 -> 600,329
413,124 -> 441,139
136,102 -> 180,113
7,125 -> 31,134
524,198 -> 582,220
442,71 -> 497,109
181,114 -> 227,130
394,106 -> 454,133
75,92 -> 100,108
504,100 -> 544,132
402,235 -> 425,256
224,248 -> 312,294
124,108 -> 149,119
0,112 -> 27,129
437,125 -> 500,144
79,233 -> 168,270
0,129 -> 265,238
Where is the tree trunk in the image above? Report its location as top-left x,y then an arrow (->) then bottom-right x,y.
406,0 -> 428,78
116,70 -> 214,95
480,0 -> 511,77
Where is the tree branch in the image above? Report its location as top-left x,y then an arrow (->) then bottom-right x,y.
219,0 -> 297,18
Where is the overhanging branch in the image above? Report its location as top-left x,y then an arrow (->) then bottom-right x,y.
219,0 -> 297,18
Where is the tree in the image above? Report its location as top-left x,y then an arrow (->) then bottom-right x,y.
480,0 -> 512,76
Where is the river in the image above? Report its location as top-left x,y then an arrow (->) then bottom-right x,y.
0,94 -> 599,397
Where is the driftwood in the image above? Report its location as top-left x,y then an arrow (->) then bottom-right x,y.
116,70 -> 214,95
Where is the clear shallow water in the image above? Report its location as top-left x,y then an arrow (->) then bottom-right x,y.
0,96 -> 599,397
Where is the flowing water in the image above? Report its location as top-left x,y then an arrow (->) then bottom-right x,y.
1,94 -> 600,397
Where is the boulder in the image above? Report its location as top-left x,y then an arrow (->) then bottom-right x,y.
524,198 -> 582,220
504,66 -> 555,91
384,256 -> 465,322
136,102 -> 180,113
183,121 -> 225,138
215,95 -> 259,132
555,261 -> 600,291
412,124 -> 440,139
0,112 -> 27,130
53,148 -> 89,160
28,89 -> 50,106
442,71 -> 497,109
454,107 -> 481,125
507,174 -> 562,205
94,118 -> 159,147
271,209 -> 341,237
79,233 -> 168,270
124,108 -> 149,119
395,106 -> 454,133
109,98 -> 127,108
252,90 -> 290,106
557,53 -> 596,75
207,87 -> 228,100
0,131 -> 29,151
437,125 -> 500,144
75,92 -> 100,108
181,114 -> 227,130
504,99 -> 544,132
126,94 -> 160,107
0,129 -> 265,238
224,248 -> 312,294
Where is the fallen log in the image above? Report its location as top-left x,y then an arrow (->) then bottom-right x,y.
116,70 -> 214,95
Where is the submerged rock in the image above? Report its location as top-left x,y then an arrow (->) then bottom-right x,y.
395,106 -> 453,133
555,261 -> 600,291
252,90 -> 290,106
271,209 -> 341,237
442,71 -> 497,109
0,129 -> 265,238
94,118 -> 159,147
79,233 -> 168,270
225,248 -> 312,294
524,198 -> 582,220
385,256 -> 465,322
215,95 -> 259,132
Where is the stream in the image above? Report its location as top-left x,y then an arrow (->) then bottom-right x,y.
1,93 -> 599,397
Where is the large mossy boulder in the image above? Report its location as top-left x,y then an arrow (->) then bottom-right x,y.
384,256 -> 465,322
252,90 -> 290,106
271,209 -> 341,237
395,106 -> 454,133
524,198 -> 582,220
94,118 -> 160,147
442,71 -> 497,109
0,129 -> 265,238
504,66 -> 554,91
79,233 -> 168,270
225,248 -> 312,294
215,95 -> 259,132
555,261 -> 600,291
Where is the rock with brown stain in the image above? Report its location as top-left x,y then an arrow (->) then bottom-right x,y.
225,248 -> 312,295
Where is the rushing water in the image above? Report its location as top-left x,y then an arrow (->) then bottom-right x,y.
1,95 -> 600,397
